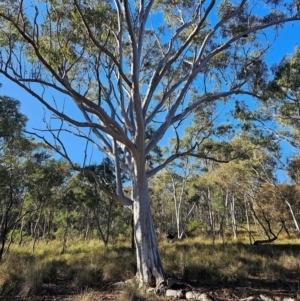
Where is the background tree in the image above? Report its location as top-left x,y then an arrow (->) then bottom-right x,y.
0,96 -> 32,259
0,93 -> 27,142
1,0 -> 300,288
264,47 -> 300,147
25,156 -> 71,253
152,157 -> 199,240
66,158 -> 129,247
284,156 -> 300,232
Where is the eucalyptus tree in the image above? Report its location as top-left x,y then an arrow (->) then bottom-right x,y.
0,94 -> 27,142
287,156 -> 300,182
278,157 -> 300,232
188,132 -> 281,241
0,0 -> 300,288
0,96 -> 31,259
25,156 -> 71,252
65,158 -> 126,246
264,47 -> 300,147
153,157 -> 200,240
276,183 -> 300,233
0,138 -> 33,260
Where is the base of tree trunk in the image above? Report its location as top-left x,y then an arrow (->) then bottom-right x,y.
133,200 -> 166,289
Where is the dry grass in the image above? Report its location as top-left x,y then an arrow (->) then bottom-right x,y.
72,289 -> 103,301
0,239 -> 136,297
118,281 -> 147,301
0,252 -> 62,296
0,236 -> 299,299
160,236 -> 300,286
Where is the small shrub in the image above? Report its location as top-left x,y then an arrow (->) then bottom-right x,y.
186,219 -> 202,234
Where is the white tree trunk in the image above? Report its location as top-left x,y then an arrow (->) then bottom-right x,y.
131,161 -> 166,289
244,194 -> 252,245
285,199 -> 300,232
207,188 -> 215,242
231,194 -> 237,239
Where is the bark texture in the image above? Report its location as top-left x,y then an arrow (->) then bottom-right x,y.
132,163 -> 166,288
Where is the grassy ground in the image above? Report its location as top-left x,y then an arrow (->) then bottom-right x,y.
0,235 -> 299,300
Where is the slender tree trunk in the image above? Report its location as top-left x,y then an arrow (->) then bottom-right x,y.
61,211 -> 69,254
104,201 -> 113,247
30,221 -> 34,237
131,161 -> 166,289
178,201 -> 197,239
244,195 -> 252,245
42,219 -> 47,239
131,207 -> 135,251
219,189 -> 229,244
19,217 -> 25,246
85,209 -> 90,241
93,201 -> 113,247
284,200 -> 300,232
32,201 -> 45,253
0,213 -> 8,261
231,193 -> 237,239
94,208 -> 106,243
171,173 -> 187,240
0,181 -> 14,260
4,223 -> 16,257
47,213 -> 52,240
207,188 -> 215,243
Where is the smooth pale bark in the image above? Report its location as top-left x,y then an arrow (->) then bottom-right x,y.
219,189 -> 229,243
284,199 -> 300,232
244,195 -> 252,245
85,209 -> 91,241
131,158 -> 166,288
169,171 -> 196,240
231,194 -> 237,239
32,202 -> 45,254
178,202 -> 197,240
207,188 -> 216,243
18,217 -> 25,246
61,211 -> 70,254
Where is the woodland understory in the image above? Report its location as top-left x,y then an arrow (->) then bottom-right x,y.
0,236 -> 299,301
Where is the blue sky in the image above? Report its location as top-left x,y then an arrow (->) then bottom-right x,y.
1,19 -> 300,172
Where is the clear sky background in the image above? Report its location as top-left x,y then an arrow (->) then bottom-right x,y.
1,20 -> 300,173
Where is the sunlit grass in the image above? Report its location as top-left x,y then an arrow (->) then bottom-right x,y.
0,235 -> 299,298
160,236 -> 300,285
0,238 -> 136,297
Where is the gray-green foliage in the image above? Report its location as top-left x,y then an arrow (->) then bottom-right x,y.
0,94 -> 27,142
265,47 -> 300,146
0,97 -> 31,259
